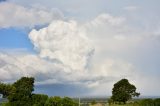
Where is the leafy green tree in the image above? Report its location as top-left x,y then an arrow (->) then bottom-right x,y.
61,97 -> 78,106
45,96 -> 78,106
91,100 -> 97,105
111,79 -> 140,104
45,96 -> 62,106
0,83 -> 15,98
154,98 -> 160,106
8,77 -> 34,106
139,99 -> 154,106
32,94 -> 48,106
108,98 -> 113,105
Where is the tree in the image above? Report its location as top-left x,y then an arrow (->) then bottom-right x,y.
45,96 -> 78,106
0,77 -> 79,106
108,98 -> 113,105
32,94 -> 48,106
111,79 -> 140,104
91,100 -> 97,105
8,77 -> 34,106
154,98 -> 160,106
139,99 -> 154,106
0,83 -> 15,98
61,97 -> 78,106
45,96 -> 62,106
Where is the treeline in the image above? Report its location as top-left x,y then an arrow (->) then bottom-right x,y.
0,77 -> 78,106
1,77 -> 160,106
134,98 -> 160,106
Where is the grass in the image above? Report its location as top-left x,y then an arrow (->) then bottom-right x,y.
109,104 -> 139,106
88,103 -> 139,106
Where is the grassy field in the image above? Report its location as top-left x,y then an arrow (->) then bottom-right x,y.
89,103 -> 140,106
108,104 -> 139,106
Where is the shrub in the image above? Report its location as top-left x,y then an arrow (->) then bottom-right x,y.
138,99 -> 154,106
91,100 -> 97,105
154,98 -> 160,106
32,94 -> 48,106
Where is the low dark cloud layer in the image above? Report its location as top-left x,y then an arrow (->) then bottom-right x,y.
0,0 -> 6,2
34,84 -> 91,97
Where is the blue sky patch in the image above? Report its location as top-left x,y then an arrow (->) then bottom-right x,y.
0,28 -> 33,51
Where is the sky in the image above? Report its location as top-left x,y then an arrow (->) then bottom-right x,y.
0,0 -> 160,97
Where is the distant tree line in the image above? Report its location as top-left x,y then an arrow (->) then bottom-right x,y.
0,77 -> 78,106
1,77 -> 160,106
136,98 -> 160,106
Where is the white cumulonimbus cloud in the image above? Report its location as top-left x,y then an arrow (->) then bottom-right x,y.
0,13 -> 136,89
0,2 -> 63,28
29,20 -> 94,71
0,13 -> 138,86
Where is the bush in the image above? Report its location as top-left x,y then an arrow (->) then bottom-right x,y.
45,96 -> 62,106
32,94 -> 48,106
154,98 -> 160,106
138,99 -> 154,106
91,100 -> 96,105
61,97 -> 78,106
108,98 -> 113,105
45,96 -> 78,106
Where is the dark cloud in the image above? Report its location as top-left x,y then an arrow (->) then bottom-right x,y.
0,60 -> 7,68
34,84 -> 91,97
0,0 -> 6,2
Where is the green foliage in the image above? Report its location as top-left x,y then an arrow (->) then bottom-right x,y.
109,103 -> 138,106
111,79 -> 140,104
108,98 -> 113,105
0,102 -> 12,106
32,94 -> 48,106
0,77 -> 78,106
138,99 -> 154,106
8,77 -> 34,106
154,98 -> 160,106
13,77 -> 34,95
91,100 -> 96,105
108,98 -> 160,106
45,96 -> 78,106
61,97 -> 78,106
45,96 -> 62,106
0,83 -> 15,98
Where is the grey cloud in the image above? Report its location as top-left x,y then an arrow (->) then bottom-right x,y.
35,84 -> 91,97
0,2 -> 63,28
0,59 -> 7,68
0,0 -> 6,2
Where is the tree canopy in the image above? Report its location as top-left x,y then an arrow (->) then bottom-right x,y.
0,83 -> 15,98
8,77 -> 34,106
0,77 -> 78,106
45,96 -> 62,106
61,97 -> 78,106
111,79 -> 140,104
45,96 -> 78,106
32,94 -> 48,106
